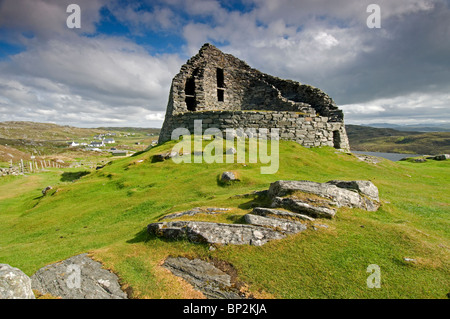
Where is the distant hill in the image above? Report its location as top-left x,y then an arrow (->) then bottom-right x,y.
96,127 -> 160,135
363,123 -> 450,132
346,124 -> 450,155
0,144 -> 32,163
0,121 -> 105,141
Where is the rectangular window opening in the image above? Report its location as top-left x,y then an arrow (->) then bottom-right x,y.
217,89 -> 224,102
216,68 -> 224,88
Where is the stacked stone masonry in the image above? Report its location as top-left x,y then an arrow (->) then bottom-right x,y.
159,43 -> 350,151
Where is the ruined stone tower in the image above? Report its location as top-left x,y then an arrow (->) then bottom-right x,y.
158,43 -> 349,151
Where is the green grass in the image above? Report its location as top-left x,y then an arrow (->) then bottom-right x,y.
0,139 -> 448,299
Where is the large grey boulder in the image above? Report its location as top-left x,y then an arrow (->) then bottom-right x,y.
0,264 -> 35,299
327,180 -> 379,202
268,180 -> 380,213
148,220 -> 286,246
31,253 -> 127,299
163,257 -> 242,299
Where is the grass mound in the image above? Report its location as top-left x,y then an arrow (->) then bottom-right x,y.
0,140 -> 448,298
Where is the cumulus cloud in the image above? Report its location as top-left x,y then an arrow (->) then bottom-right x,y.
0,0 -> 183,127
0,0 -> 449,127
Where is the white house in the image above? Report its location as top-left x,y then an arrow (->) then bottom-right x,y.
89,141 -> 104,147
67,141 -> 79,147
104,138 -> 115,144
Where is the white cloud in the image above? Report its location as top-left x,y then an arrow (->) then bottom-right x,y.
0,0 -> 449,127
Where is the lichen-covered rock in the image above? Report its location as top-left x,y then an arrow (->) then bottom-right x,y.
271,197 -> 337,218
163,257 -> 242,299
161,207 -> 230,220
148,221 -> 286,246
31,253 -> 127,299
221,171 -> 238,182
251,207 -> 315,221
268,180 -> 380,213
0,264 -> 35,299
327,180 -> 379,202
244,214 -> 307,234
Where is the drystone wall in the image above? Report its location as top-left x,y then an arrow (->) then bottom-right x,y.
160,110 -> 348,149
159,43 -> 349,151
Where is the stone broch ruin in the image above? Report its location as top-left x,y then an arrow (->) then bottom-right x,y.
158,43 -> 350,151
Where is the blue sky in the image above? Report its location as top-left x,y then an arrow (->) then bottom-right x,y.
0,0 -> 449,127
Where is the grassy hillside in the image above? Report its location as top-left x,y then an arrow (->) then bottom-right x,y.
0,121 -> 106,141
346,125 -> 450,155
0,121 -> 160,165
0,139 -> 448,299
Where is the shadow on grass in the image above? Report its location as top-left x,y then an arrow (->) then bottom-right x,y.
60,171 -> 90,182
127,227 -> 151,244
237,190 -> 271,210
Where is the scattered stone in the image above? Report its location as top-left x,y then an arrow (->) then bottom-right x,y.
31,253 -> 127,299
162,257 -> 242,299
148,221 -> 286,246
0,264 -> 35,299
403,258 -> 416,263
153,151 -> 180,162
42,186 -> 52,196
354,154 -> 382,164
313,223 -> 329,229
221,171 -> 239,182
226,147 -> 237,155
426,154 -> 450,161
160,207 -> 231,220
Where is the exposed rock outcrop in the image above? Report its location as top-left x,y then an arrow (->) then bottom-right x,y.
0,264 -> 35,299
148,179 -> 379,246
163,257 -> 242,299
161,207 -> 230,220
148,221 -> 287,246
31,253 -> 127,299
268,180 -> 380,213
244,214 -> 307,234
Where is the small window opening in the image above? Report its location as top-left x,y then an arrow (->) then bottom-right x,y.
185,75 -> 196,111
185,76 -> 195,96
216,68 -> 224,88
185,96 -> 196,111
217,89 -> 224,102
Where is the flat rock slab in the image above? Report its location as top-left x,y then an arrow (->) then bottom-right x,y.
271,197 -> 336,219
31,253 -> 127,299
148,221 -> 286,246
163,257 -> 242,299
251,207 -> 315,222
0,264 -> 35,299
161,207 -> 230,220
244,214 -> 307,234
